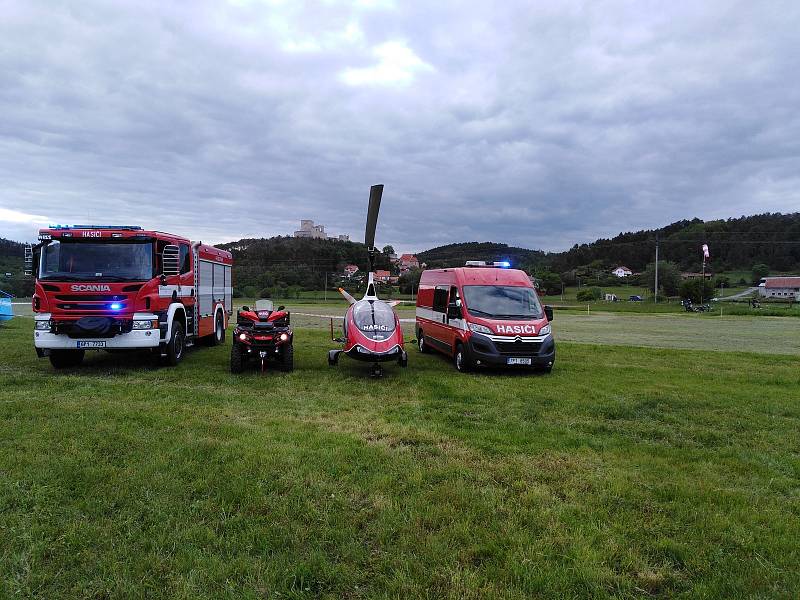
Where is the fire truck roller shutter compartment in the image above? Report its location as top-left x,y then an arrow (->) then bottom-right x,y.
213,263 -> 225,308
199,260 -> 214,316
224,264 -> 232,312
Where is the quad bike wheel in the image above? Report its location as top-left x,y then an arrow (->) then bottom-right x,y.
281,345 -> 294,372
230,341 -> 245,374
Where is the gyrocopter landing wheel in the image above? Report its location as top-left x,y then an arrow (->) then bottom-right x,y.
370,363 -> 384,378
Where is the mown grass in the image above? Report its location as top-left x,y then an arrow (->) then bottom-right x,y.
1,318 -> 799,598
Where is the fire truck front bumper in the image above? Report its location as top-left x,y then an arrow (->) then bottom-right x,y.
33,313 -> 161,350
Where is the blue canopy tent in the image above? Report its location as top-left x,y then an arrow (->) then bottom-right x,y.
0,290 -> 13,322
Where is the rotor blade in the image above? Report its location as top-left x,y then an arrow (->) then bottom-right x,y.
338,287 -> 356,305
364,184 -> 383,250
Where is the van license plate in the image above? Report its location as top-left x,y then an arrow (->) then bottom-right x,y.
77,341 -> 106,349
507,357 -> 532,365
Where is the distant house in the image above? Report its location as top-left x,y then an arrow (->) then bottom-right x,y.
374,270 -> 392,283
681,271 -> 713,280
759,277 -> 800,300
344,264 -> 359,277
398,254 -> 420,273
612,266 -> 632,278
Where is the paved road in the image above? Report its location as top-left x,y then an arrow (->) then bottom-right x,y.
718,286 -> 757,301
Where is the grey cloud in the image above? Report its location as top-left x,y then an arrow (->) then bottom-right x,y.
1,0 -> 799,253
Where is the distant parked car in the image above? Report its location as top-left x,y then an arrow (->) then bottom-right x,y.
628,295 -> 643,302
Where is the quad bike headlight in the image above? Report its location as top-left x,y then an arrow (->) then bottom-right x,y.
279,333 -> 289,342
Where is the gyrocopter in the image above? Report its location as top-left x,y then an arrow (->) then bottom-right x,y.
328,184 -> 408,377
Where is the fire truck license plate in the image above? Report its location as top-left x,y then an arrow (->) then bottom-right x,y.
507,357 -> 532,365
77,341 -> 106,349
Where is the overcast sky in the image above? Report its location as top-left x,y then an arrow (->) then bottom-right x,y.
1,1 -> 799,252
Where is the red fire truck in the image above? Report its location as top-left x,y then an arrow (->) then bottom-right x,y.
30,225 -> 232,369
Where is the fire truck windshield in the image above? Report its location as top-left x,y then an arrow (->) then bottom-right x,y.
39,240 -> 154,281
463,285 -> 543,319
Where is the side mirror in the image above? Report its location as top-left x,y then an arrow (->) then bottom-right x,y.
447,304 -> 461,320
277,305 -> 285,311
162,245 -> 180,277
544,305 -> 554,321
241,305 -> 250,311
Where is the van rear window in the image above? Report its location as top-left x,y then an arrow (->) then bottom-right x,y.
462,286 -> 542,319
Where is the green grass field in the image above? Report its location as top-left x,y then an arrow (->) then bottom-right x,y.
1,315 -> 799,598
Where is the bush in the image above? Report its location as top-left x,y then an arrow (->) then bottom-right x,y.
752,263 -> 770,285
258,288 -> 272,298
576,287 -> 602,301
680,279 -> 714,303
713,275 -> 731,289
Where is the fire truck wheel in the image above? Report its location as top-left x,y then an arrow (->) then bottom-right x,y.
213,313 -> 225,346
454,343 -> 472,373
230,342 -> 245,373
417,332 -> 431,354
281,345 -> 294,372
166,321 -> 185,366
49,349 -> 85,369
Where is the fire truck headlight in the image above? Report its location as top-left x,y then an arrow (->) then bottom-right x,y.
539,324 -> 551,336
35,320 -> 51,330
279,333 -> 289,342
110,302 -> 122,310
239,333 -> 248,341
133,320 -> 158,330
468,322 -> 492,335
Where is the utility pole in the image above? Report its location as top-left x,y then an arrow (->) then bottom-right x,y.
654,234 -> 659,304
324,272 -> 327,302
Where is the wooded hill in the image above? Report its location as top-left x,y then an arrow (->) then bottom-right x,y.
217,236 -> 395,297
417,242 -> 546,271
547,213 -> 800,274
0,237 -> 30,296
418,213 -> 800,275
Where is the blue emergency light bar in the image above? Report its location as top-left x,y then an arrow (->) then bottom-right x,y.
48,225 -> 143,230
465,260 -> 512,268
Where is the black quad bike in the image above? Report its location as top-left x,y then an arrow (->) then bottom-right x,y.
230,300 -> 294,373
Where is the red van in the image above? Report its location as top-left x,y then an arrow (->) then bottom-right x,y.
415,263 -> 555,373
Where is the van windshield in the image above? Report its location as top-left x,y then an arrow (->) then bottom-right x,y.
463,285 -> 543,319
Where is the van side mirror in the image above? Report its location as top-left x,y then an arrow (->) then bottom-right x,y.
447,304 -> 461,320
162,245 -> 180,277
544,305 -> 554,321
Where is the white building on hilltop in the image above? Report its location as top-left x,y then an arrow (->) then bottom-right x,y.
293,220 -> 349,241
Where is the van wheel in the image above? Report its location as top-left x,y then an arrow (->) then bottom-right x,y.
230,341 -> 245,373
212,313 -> 225,345
49,349 -> 85,369
417,332 -> 430,353
454,343 -> 471,373
166,322 -> 185,366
